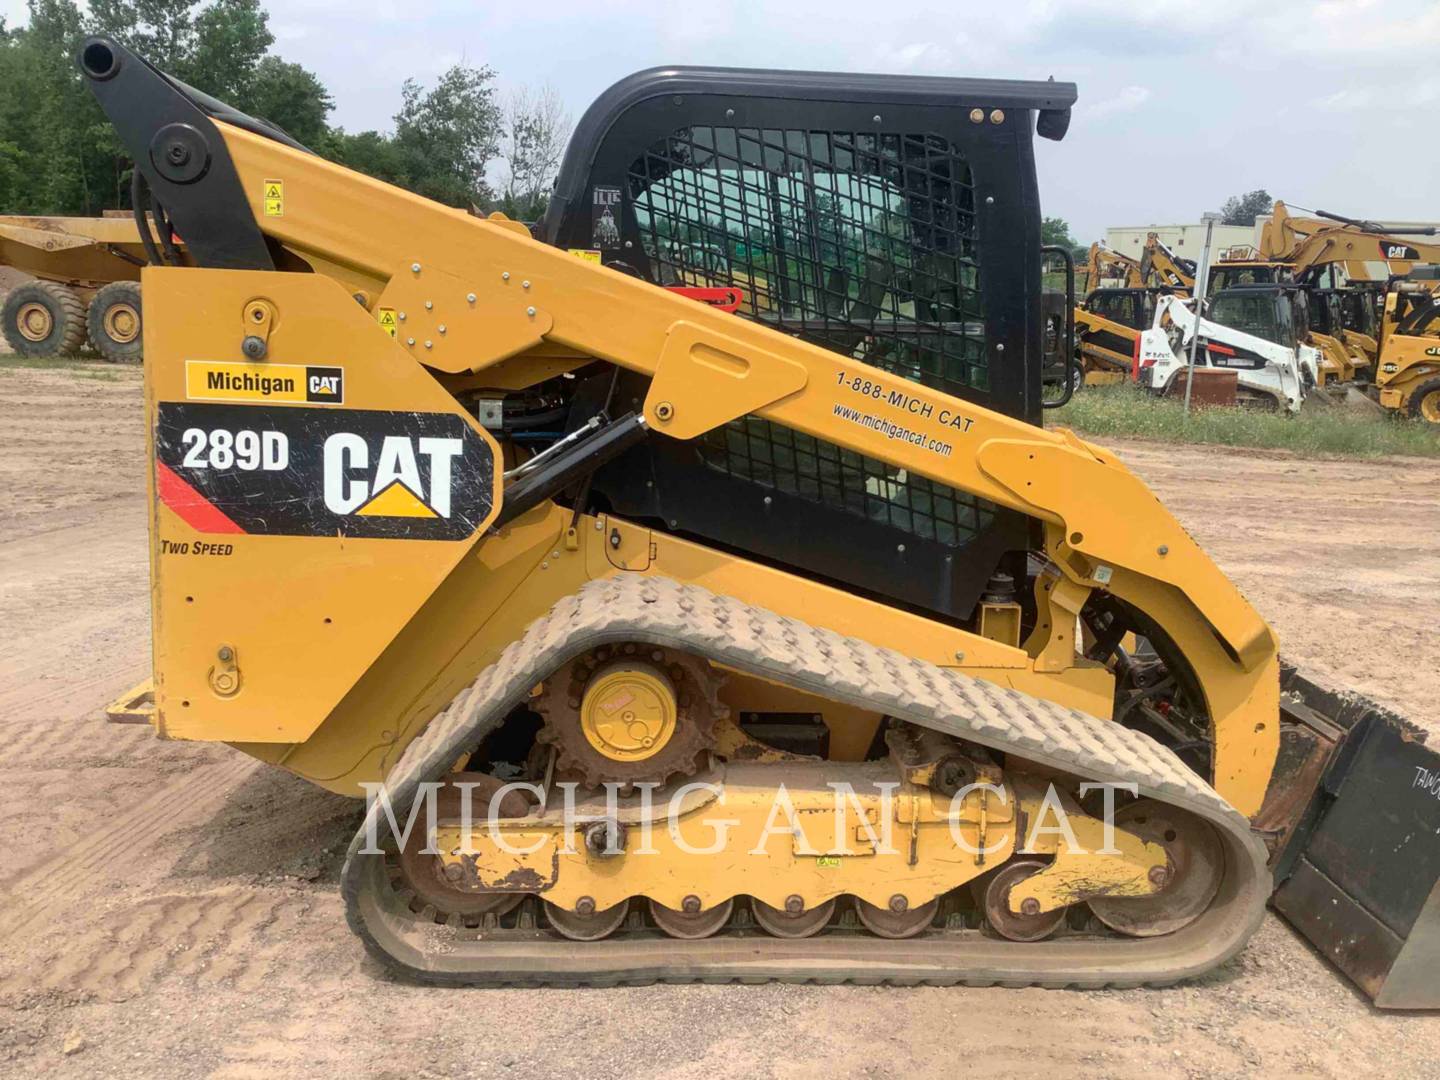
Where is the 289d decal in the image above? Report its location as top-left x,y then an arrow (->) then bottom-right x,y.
155,402 -> 496,540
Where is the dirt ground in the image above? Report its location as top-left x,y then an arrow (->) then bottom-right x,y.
0,363 -> 1436,1080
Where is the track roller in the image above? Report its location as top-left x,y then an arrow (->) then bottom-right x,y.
855,896 -> 939,939
751,897 -> 836,938
545,898 -> 629,940
981,859 -> 1065,942
650,897 -> 733,938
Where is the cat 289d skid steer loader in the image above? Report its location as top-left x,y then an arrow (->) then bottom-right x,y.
82,38 -> 1439,1003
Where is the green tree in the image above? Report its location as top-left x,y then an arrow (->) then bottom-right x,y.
242,56 -> 332,146
391,63 -> 502,208
0,1 -> 500,217
184,0 -> 273,100
90,0 -> 273,102
1040,215 -> 1085,256
88,0 -> 197,71
0,0 -> 328,215
10,0 -> 114,214
1221,189 -> 1273,227
322,128 -> 411,184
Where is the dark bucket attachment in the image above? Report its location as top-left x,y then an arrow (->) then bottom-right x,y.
1257,663 -> 1440,1008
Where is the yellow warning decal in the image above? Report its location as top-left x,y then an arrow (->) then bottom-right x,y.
376,308 -> 399,338
568,248 -> 603,264
356,481 -> 437,518
185,360 -> 344,405
263,178 -> 284,217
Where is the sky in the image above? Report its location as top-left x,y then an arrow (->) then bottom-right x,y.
6,0 -> 1438,241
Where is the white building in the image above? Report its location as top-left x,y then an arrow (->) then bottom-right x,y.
1108,217 -> 1440,262
1105,223 -> 1256,258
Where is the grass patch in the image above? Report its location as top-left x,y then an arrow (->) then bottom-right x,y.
1052,383 -> 1440,459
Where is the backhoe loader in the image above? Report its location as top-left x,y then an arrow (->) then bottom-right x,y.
1374,282 -> 1440,421
1139,234 -> 1195,293
80,38 -> 1439,1003
1080,241 -> 1140,291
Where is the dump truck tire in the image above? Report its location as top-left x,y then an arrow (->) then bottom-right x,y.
1406,377 -> 1440,424
87,281 -> 143,362
2,281 -> 87,358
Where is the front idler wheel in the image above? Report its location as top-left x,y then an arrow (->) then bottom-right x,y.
395,773 -> 530,919
1087,800 -> 1223,937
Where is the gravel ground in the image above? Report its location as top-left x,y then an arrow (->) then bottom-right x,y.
0,364 -> 1435,1079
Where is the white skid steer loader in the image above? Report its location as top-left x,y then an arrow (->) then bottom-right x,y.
1136,288 -> 1320,414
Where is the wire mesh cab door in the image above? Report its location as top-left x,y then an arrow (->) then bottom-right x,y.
540,67 -> 1076,621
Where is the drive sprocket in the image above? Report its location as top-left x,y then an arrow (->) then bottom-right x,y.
533,644 -> 724,788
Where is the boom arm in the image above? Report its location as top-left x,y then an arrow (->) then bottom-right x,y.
1084,242 -> 1142,288
1140,233 -> 1195,292
1262,201 -> 1440,279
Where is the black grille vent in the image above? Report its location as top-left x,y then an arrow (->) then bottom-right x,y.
697,417 -> 990,545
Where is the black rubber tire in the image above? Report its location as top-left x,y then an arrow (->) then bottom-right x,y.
86,281 -> 144,363
2,281 -> 87,358
1406,376 -> 1440,425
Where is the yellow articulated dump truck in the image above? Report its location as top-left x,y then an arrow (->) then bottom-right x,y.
81,38 -> 1439,1002
0,212 -> 183,360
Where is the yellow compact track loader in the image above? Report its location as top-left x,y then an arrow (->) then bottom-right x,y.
82,39 -> 1440,1002
1072,286 -> 1176,384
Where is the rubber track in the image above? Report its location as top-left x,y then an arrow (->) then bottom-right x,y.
342,576 -> 1270,988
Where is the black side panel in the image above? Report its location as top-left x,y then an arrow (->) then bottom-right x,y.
78,37 -> 273,271
541,68 -> 1071,620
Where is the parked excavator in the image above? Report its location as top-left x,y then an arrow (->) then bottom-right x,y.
1259,201 -> 1440,283
81,37 -> 1439,1004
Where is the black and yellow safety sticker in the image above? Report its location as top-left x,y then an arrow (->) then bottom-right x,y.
154,402 -> 495,540
185,361 -> 344,405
